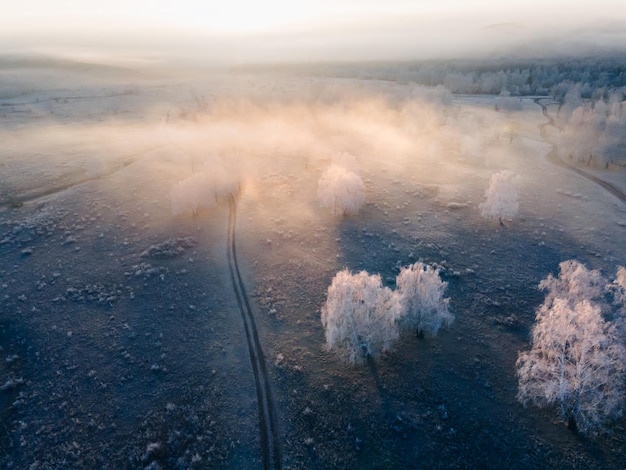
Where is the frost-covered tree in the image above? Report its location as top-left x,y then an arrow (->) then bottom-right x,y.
539,260 -> 605,309
607,266 -> 626,337
495,90 -> 523,112
517,298 -> 626,434
540,260 -> 626,335
321,263 -> 455,365
171,172 -> 215,216
556,83 -> 583,125
479,170 -> 520,226
557,105 -> 603,167
321,269 -> 401,365
613,266 -> 626,304
318,164 -> 366,216
395,262 -> 453,337
558,93 -> 626,168
330,151 -> 360,172
170,161 -> 239,216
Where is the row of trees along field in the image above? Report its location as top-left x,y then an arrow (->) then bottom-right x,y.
254,57 -> 626,97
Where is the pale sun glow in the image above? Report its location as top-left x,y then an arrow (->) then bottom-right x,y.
142,1 -> 321,35
0,0 -> 625,61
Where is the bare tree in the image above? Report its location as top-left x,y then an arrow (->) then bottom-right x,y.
321,269 -> 400,365
395,262 -> 453,338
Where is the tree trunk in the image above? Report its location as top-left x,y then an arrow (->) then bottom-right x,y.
567,414 -> 578,433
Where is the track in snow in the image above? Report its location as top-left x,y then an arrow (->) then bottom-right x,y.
0,145 -> 165,210
226,194 -> 282,470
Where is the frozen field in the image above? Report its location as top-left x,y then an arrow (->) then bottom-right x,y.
1,61 -> 626,469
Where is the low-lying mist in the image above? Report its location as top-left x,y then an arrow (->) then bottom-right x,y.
1,61 -> 620,252
0,73 -> 511,211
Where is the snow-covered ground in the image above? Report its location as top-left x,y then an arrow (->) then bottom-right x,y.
1,62 -> 626,468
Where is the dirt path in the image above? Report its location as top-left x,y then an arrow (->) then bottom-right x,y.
227,194 -> 282,470
534,98 -> 626,204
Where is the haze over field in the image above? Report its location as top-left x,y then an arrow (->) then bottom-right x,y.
1,0 -> 626,64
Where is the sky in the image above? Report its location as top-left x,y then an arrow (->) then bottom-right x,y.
1,0 -> 625,64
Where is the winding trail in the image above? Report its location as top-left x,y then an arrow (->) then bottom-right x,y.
534,98 -> 626,204
226,194 -> 282,470
0,145 -> 165,210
